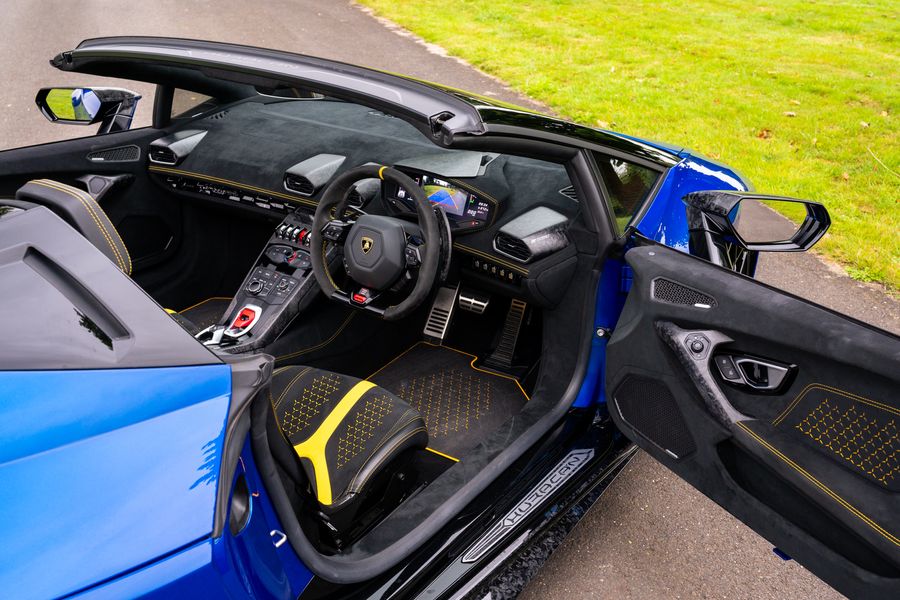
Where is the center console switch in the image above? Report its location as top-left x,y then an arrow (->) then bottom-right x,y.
201,209 -> 320,352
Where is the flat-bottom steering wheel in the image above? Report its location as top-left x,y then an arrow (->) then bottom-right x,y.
310,165 -> 441,320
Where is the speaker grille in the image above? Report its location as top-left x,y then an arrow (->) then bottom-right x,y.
614,375 -> 696,459
652,278 -> 716,308
87,145 -> 140,162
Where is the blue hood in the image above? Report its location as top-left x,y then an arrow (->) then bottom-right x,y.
0,365 -> 231,599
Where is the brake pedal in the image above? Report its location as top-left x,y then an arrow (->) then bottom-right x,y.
423,284 -> 459,342
458,288 -> 490,315
484,298 -> 527,370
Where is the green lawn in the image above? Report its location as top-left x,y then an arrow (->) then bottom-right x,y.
360,0 -> 899,290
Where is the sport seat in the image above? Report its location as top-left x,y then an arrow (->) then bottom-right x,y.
268,366 -> 427,544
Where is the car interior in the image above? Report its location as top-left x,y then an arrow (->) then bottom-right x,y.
0,85 -> 643,564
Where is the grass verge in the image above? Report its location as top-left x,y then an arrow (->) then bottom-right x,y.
359,0 -> 899,289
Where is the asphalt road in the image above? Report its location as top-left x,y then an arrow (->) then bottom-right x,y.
3,2 -> 897,598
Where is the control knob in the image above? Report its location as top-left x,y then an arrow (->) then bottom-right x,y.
247,279 -> 264,294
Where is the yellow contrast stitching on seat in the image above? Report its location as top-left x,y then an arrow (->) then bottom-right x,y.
737,421 -> 900,547
292,380 -> 376,505
275,367 -> 312,409
32,180 -> 127,273
82,188 -> 131,274
773,383 -> 900,426
36,179 -> 130,273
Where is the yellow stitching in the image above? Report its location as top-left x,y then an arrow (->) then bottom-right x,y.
447,177 -> 501,227
737,422 -> 900,546
425,447 -> 459,462
82,190 -> 131,273
774,383 -> 900,426
321,240 -> 340,291
275,367 -> 313,409
148,165 -> 317,207
177,296 -> 232,314
35,180 -> 129,273
32,180 -> 127,272
349,426 -> 427,494
276,312 -> 356,362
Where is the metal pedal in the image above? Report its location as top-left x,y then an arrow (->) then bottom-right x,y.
458,288 -> 490,315
485,298 -> 527,369
423,284 -> 459,342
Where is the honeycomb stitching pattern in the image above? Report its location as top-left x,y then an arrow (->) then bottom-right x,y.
336,394 -> 392,469
279,373 -> 342,439
796,397 -> 899,487
397,369 -> 491,438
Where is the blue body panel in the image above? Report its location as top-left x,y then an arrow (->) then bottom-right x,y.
0,365 -> 231,599
636,151 -> 750,252
75,440 -> 313,599
577,150 -> 752,406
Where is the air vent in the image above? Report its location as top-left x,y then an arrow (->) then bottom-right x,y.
347,188 -> 363,207
283,154 -> 346,198
652,278 -> 717,308
284,173 -> 315,196
494,232 -> 532,262
87,145 -> 140,163
148,146 -> 177,165
148,130 -> 207,166
558,185 -> 578,201
208,110 -> 229,120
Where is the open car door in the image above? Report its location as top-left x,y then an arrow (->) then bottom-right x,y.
606,240 -> 899,598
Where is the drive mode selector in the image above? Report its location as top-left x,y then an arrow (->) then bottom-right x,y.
247,279 -> 264,294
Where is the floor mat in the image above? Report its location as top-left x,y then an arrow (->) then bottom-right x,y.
369,342 -> 529,459
178,297 -> 232,332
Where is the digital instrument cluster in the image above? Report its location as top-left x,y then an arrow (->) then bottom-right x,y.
384,171 -> 494,232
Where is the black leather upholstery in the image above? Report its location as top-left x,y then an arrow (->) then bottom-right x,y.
269,366 -> 427,512
16,179 -> 132,275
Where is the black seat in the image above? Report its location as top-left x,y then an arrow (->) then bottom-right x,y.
12,179 -> 208,333
16,179 -> 132,275
268,366 -> 428,545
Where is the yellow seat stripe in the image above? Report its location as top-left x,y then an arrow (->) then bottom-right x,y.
293,380 -> 376,505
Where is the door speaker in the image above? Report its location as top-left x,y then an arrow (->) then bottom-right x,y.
614,375 -> 696,459
86,145 -> 141,163
652,278 -> 716,308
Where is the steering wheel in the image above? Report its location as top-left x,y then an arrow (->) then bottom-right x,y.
310,164 -> 441,320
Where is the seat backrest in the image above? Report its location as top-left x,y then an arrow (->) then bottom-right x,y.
15,179 -> 131,275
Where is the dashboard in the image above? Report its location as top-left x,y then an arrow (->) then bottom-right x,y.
382,170 -> 496,232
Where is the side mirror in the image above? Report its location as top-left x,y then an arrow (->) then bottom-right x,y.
683,190 -> 830,275
35,87 -> 141,134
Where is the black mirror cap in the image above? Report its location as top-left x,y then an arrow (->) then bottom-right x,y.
34,86 -> 141,128
683,190 -> 831,253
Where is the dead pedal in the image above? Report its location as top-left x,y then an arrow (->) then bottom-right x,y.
484,298 -> 527,370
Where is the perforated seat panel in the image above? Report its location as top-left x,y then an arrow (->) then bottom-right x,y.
270,367 -> 427,508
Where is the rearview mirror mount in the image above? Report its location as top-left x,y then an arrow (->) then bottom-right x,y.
35,87 -> 141,134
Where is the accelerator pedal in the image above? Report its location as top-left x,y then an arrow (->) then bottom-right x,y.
484,298 -> 528,370
423,284 -> 459,342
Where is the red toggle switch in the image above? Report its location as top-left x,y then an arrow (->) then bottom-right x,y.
297,228 -> 308,243
231,306 -> 258,329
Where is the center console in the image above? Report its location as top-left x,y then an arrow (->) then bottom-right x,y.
197,209 -> 323,351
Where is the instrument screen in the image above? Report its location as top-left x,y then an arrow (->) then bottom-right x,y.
389,172 -> 493,231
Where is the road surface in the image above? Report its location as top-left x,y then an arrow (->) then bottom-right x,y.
3,2 -> 897,598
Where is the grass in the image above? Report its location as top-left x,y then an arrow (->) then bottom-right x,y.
359,0 -> 899,290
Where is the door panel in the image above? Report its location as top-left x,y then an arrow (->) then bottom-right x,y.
607,242 -> 899,598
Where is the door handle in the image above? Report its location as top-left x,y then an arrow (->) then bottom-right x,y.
714,354 -> 794,393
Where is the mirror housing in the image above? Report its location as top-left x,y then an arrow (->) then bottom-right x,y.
683,190 -> 830,276
35,87 -> 141,134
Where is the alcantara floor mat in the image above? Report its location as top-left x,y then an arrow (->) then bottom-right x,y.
178,297 -> 232,331
369,342 -> 529,459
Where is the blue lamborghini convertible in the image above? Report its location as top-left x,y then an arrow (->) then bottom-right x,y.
1,37 -> 897,600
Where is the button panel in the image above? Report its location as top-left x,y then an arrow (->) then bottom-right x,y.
467,255 -> 522,285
